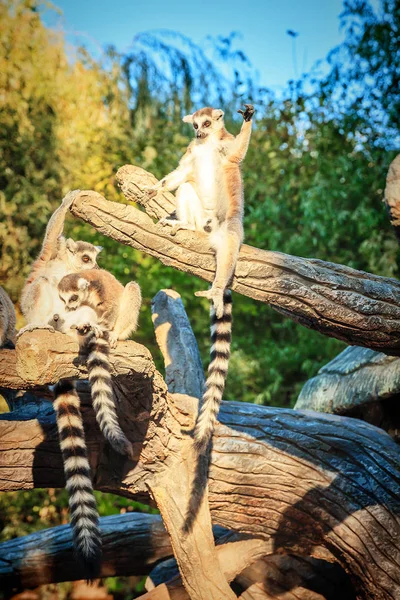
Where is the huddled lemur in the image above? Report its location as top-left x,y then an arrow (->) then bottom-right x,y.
50,268 -> 141,579
146,104 -> 255,453
57,268 -> 142,459
17,193 -> 141,576
19,190 -> 102,336
0,286 -> 16,347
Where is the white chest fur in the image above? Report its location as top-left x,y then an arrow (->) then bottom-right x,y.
192,141 -> 223,209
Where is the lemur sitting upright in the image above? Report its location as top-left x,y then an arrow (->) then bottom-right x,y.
19,191 -> 101,337
146,104 -> 255,453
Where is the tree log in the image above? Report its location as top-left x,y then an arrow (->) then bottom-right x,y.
295,346 -> 400,441
68,166 -> 400,355
0,513 -> 171,593
1,328 -> 400,598
151,289 -> 204,398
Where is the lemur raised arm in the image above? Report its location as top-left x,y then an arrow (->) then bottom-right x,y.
19,190 -> 101,336
58,269 -> 142,459
146,104 -> 254,453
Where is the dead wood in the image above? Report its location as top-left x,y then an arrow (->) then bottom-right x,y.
1,323 -> 400,598
67,166 -> 400,356
0,513 -> 170,592
295,345 -> 400,441
151,289 -> 204,398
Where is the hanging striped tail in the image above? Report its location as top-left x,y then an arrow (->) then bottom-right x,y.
86,329 -> 134,459
193,290 -> 232,454
53,380 -> 101,579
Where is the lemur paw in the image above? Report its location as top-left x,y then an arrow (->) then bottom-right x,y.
17,324 -> 55,338
109,333 -> 118,349
71,322 -> 92,336
237,104 -> 255,122
158,218 -> 195,236
195,288 -> 225,318
142,186 -> 158,199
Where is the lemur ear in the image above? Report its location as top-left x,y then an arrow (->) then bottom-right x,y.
212,109 -> 224,120
182,113 -> 194,123
95,245 -> 103,253
77,278 -> 89,291
66,238 -> 77,253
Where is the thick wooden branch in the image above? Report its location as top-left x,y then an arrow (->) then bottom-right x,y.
69,167 -> 400,355
151,289 -> 204,398
0,513 -> 171,592
295,345 -> 400,441
1,329 -> 400,598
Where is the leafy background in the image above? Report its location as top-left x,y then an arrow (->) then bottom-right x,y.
0,0 -> 399,597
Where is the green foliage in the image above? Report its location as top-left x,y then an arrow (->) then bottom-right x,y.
1,1 -> 399,594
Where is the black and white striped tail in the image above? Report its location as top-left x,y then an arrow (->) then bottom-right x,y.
86,330 -> 133,459
194,290 -> 232,454
53,380 -> 101,579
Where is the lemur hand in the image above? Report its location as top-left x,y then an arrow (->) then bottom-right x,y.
16,323 -> 55,338
143,181 -> 164,199
237,104 -> 255,122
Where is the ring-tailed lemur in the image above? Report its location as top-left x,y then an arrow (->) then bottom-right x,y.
0,286 -> 16,347
57,269 -> 142,458
146,104 -> 254,453
18,191 -> 101,338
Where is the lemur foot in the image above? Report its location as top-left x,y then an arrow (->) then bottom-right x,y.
17,324 -> 55,338
195,287 -> 225,318
71,322 -> 92,336
108,333 -> 118,349
158,218 -> 195,236
237,103 -> 255,122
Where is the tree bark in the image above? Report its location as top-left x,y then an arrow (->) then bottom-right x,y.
151,289 -> 204,398
0,513 -> 170,592
69,166 -> 400,355
1,327 -> 400,598
295,345 -> 400,441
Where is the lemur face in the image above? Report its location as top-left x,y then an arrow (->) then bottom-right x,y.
183,107 -> 224,140
66,239 -> 102,272
59,278 -> 89,311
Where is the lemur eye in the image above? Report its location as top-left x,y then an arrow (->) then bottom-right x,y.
193,123 -> 198,130
71,294 -> 79,302
204,121 -> 211,128
82,255 -> 90,263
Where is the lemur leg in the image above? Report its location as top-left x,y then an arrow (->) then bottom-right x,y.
17,278 -> 59,337
195,220 -> 243,318
159,183 -> 203,235
109,282 -> 142,348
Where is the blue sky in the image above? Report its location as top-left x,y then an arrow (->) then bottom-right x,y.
46,0 -> 348,92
